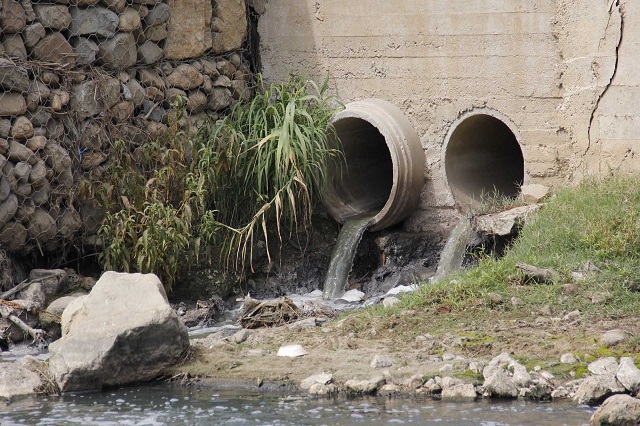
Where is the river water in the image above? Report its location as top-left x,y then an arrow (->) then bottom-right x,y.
0,383 -> 593,425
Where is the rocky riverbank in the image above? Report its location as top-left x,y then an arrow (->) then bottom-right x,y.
172,295 -> 640,425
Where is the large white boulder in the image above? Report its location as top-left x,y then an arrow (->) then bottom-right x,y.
48,272 -> 189,392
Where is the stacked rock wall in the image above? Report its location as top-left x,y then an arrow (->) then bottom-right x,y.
0,0 -> 254,257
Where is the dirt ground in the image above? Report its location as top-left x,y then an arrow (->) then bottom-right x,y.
169,306 -> 640,392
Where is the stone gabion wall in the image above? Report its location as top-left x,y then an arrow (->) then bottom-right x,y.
0,0 -> 255,257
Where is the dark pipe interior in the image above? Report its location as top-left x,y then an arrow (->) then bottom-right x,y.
445,114 -> 524,205
328,118 -> 393,218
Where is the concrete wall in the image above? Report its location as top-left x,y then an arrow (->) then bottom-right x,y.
258,0 -> 634,231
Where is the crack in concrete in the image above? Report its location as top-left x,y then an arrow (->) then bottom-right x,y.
585,0 -> 625,156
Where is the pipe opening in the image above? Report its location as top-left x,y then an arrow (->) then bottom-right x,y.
322,99 -> 424,231
327,118 -> 393,219
445,113 -> 524,207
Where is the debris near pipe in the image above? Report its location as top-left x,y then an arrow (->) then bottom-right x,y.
0,299 -> 47,347
515,262 -> 559,284
240,296 -> 300,329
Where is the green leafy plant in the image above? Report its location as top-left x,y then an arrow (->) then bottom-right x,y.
88,73 -> 343,290
194,73 -> 343,269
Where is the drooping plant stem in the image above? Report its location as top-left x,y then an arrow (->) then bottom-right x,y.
90,74 -> 343,290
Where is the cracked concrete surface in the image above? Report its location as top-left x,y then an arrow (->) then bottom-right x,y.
258,0 -> 638,230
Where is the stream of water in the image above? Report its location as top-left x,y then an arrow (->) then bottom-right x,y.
0,384 -> 593,425
322,214 -> 375,300
432,217 -> 475,282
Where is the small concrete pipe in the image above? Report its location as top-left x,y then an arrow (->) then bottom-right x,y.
322,99 -> 425,231
443,110 -> 525,208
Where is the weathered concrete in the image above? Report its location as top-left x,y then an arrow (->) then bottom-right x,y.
259,0 -> 633,231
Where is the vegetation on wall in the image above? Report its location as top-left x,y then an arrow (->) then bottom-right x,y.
87,74 -> 343,290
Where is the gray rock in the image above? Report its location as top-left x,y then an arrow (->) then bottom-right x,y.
0,93 -> 27,116
13,161 -> 31,181
166,64 -> 203,90
309,383 -> 337,396
0,58 -> 30,92
230,328 -> 251,344
0,220 -> 27,252
11,116 -> 33,140
1,0 -> 27,33
2,34 -> 26,59
118,8 -> 141,32
0,119 -> 10,138
441,383 -> 477,400
33,4 -> 72,30
144,3 -> 169,25
98,77 -> 121,109
519,184 -> 549,203
32,33 -> 75,67
26,208 -> 57,245
574,374 -> 626,406
125,79 -> 146,107
589,357 -> 619,375
0,177 -> 9,202
344,376 -> 385,395
474,204 -> 541,236
31,180 -> 50,206
144,23 -> 167,42
49,272 -> 190,392
589,394 -> 640,426
26,109 -> 51,128
0,194 -> 18,226
45,296 -> 80,317
186,90 -> 207,113
207,88 -> 233,111
212,0 -> 247,54
0,363 -> 42,400
69,7 -> 119,37
141,99 -> 166,123
511,363 -> 533,387
138,68 -> 165,89
29,160 -> 46,186
30,269 -> 68,301
483,369 -> 518,398
370,354 -> 393,369
382,296 -> 401,308
60,295 -> 87,335
216,59 -> 236,77
71,81 -> 101,119
601,329 -> 627,346
57,207 -> 82,238
102,0 -> 126,12
300,372 -> 332,391
137,41 -> 163,65
163,0 -> 212,60
551,388 -> 570,400
616,357 -> 640,393
71,37 -> 99,66
97,33 -> 137,70
22,23 -> 45,49
7,140 -> 34,163
16,282 -> 45,310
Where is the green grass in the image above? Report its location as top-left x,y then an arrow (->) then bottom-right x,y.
400,175 -> 640,316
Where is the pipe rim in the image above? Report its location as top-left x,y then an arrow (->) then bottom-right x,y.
442,108 -> 527,209
323,99 -> 424,231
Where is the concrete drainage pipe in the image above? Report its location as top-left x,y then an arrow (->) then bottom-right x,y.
322,99 -> 425,231
444,110 -> 525,208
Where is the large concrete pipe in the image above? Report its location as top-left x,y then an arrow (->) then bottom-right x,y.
322,99 -> 425,231
444,110 -> 525,208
